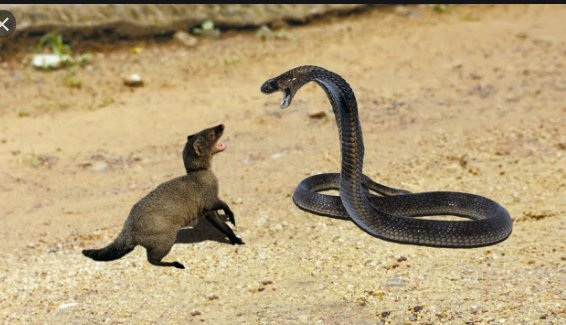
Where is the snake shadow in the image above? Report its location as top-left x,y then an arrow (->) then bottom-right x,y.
175,215 -> 233,245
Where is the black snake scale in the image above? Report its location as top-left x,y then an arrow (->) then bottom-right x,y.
261,65 -> 512,248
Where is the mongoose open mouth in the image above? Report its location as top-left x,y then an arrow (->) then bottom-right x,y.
214,142 -> 226,153
213,124 -> 226,154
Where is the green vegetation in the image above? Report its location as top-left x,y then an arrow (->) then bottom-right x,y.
32,101 -> 72,113
224,55 -> 241,66
76,53 -> 94,67
17,110 -> 30,118
432,4 -> 450,14
64,72 -> 83,89
36,32 -> 72,56
98,95 -> 115,109
131,47 -> 144,54
34,32 -> 94,70
256,26 -> 296,41
19,151 -> 57,169
192,20 -> 221,38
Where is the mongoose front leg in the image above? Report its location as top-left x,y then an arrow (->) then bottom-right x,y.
211,200 -> 236,226
205,211 -> 244,245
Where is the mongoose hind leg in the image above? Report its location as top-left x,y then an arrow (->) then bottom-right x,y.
145,238 -> 185,269
205,211 -> 244,245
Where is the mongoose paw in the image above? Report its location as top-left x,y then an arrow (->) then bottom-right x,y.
230,237 -> 245,245
229,216 -> 235,226
173,262 -> 185,269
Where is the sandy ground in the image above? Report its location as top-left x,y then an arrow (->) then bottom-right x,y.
0,4 -> 564,324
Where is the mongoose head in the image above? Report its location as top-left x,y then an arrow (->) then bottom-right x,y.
183,124 -> 226,172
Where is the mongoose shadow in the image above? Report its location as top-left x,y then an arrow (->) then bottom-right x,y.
82,124 -> 244,269
175,213 -> 236,245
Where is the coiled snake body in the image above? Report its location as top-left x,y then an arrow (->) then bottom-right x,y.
261,65 -> 512,248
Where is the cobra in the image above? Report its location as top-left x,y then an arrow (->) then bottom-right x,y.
261,65 -> 512,248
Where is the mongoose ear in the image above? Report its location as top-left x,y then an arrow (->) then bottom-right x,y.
193,141 -> 202,156
187,135 -> 194,142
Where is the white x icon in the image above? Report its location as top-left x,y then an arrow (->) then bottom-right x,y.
0,17 -> 9,31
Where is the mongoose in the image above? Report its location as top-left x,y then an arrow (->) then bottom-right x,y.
82,124 -> 244,269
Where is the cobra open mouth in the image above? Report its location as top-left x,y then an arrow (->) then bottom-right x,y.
280,89 -> 292,109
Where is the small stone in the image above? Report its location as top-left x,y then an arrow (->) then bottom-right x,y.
308,111 -> 327,119
92,161 -> 109,171
58,302 -> 78,310
397,255 -> 408,262
206,294 -> 219,300
409,315 -> 417,321
413,305 -> 423,312
384,263 -> 400,270
271,151 -> 286,160
381,311 -> 391,318
467,167 -> 480,175
469,72 -> 482,80
516,32 -> 528,39
37,155 -> 58,168
257,287 -> 265,292
174,31 -> 199,48
123,74 -> 144,87
386,277 -> 403,287
469,84 -> 494,98
261,280 -> 273,286
191,310 -> 202,316
32,54 -> 73,70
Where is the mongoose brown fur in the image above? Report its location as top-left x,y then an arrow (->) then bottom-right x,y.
82,124 -> 243,269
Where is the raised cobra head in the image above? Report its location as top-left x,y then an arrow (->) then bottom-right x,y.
260,66 -> 315,109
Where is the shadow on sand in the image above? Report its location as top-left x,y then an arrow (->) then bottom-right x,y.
175,214 -> 234,245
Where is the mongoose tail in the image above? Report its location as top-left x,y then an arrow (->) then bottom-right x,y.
82,232 -> 134,261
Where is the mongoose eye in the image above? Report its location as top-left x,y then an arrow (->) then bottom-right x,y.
208,133 -> 214,140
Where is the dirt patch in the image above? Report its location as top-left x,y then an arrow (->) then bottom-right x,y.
0,4 -> 565,324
